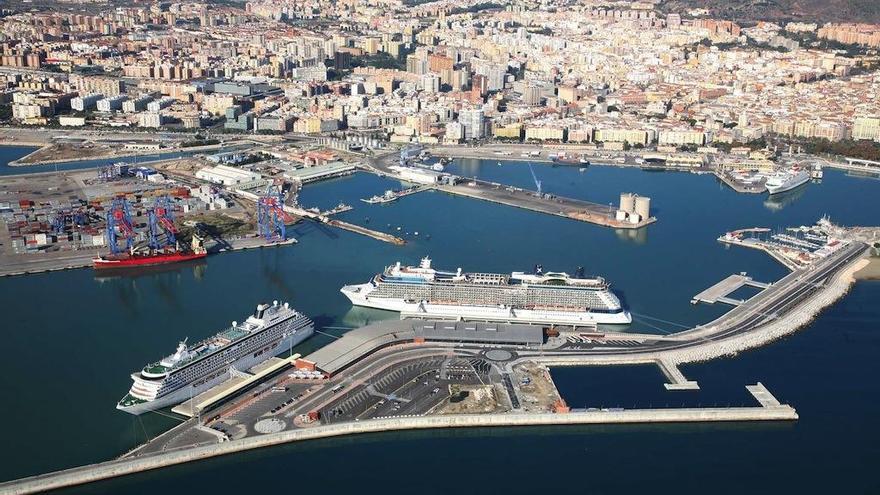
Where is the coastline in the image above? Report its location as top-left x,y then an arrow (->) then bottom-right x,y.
0,407 -> 797,495
854,255 -> 880,280
5,142 -> 225,167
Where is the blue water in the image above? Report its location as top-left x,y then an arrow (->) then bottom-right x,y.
1,148 -> 879,493
61,281 -> 880,495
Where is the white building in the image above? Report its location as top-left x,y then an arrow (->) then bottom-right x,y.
97,95 -> 128,112
458,108 -> 486,140
421,73 -> 440,94
123,95 -> 155,113
389,165 -> 442,184
139,112 -> 165,128
71,93 -> 103,112
147,97 -> 175,112
195,164 -> 262,186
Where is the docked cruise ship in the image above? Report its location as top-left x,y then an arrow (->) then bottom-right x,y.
766,167 -> 810,195
341,257 -> 631,325
117,301 -> 314,415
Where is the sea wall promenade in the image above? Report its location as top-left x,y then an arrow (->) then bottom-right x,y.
0,406 -> 796,495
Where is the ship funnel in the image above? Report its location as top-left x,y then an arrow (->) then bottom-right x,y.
575,266 -> 585,278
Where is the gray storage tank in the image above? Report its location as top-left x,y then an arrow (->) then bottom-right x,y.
619,192 -> 636,214
634,195 -> 651,219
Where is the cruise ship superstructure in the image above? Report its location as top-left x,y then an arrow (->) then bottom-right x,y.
117,301 -> 314,415
766,167 -> 810,195
341,258 -> 631,325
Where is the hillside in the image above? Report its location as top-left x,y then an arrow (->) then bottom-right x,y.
662,0 -> 880,25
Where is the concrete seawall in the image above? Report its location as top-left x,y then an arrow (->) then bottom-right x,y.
533,257 -> 869,371
0,407 -> 796,495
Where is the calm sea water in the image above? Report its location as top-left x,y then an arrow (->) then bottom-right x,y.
1,148 -> 878,493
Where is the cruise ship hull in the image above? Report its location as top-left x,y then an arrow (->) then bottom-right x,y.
117,326 -> 313,415
766,172 -> 810,195
341,283 -> 631,325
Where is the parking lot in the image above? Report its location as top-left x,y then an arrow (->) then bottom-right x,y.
321,356 -> 498,422
205,380 -> 319,437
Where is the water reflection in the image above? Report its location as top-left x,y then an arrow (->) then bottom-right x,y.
614,226 -> 648,244
93,259 -> 207,283
339,305 -> 397,328
763,184 -> 808,211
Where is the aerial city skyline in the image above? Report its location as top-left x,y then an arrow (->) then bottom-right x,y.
0,0 -> 878,493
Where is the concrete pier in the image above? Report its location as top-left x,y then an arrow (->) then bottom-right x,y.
714,170 -> 766,194
692,274 -> 770,305
282,203 -> 406,245
747,382 -> 782,407
658,360 -> 700,390
364,152 -> 655,230
433,178 -> 655,229
0,400 -> 797,495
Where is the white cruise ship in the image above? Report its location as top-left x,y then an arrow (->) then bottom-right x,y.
341,257 -> 631,325
117,301 -> 314,415
766,167 -> 810,194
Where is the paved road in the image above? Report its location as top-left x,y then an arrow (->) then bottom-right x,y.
125,239 -> 867,457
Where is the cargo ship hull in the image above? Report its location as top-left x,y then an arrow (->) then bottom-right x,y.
93,251 -> 207,269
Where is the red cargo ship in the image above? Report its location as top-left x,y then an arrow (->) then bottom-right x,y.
96,195 -> 207,270
93,249 -> 207,269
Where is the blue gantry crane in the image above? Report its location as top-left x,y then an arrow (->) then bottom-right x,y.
106,197 -> 136,254
257,184 -> 292,241
147,196 -> 179,251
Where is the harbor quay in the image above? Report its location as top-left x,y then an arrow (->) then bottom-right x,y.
364,151 -> 657,230
430,178 -> 656,229
0,401 -> 797,495
0,223 -> 869,494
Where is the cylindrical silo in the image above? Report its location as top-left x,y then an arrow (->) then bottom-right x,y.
619,193 -> 635,214
634,196 -> 651,219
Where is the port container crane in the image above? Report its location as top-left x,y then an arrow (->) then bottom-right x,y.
106,197 -> 136,254
257,183 -> 293,241
147,196 -> 179,251
528,162 -> 542,195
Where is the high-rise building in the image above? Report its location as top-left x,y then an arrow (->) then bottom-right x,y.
422,73 -> 440,94
458,108 -> 485,140
853,116 -> 880,141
